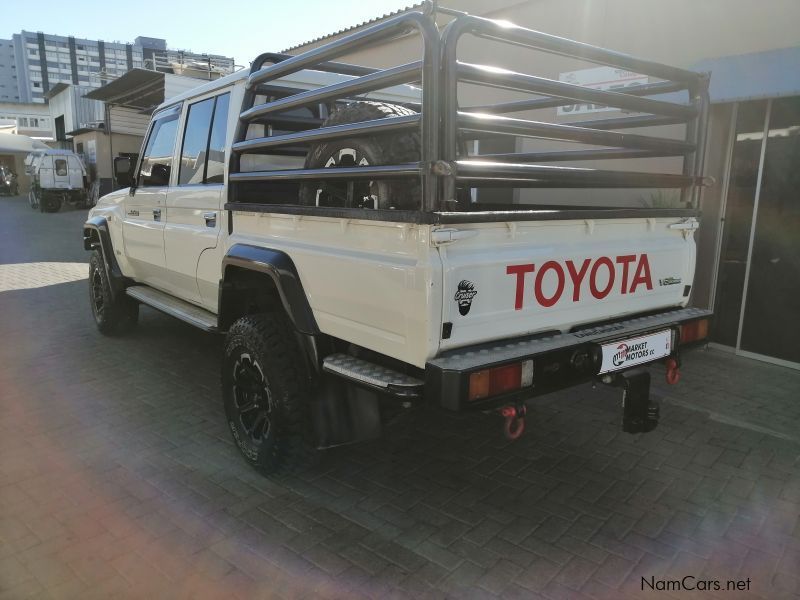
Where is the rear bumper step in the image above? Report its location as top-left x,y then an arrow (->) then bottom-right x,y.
322,353 -> 423,398
426,307 -> 711,410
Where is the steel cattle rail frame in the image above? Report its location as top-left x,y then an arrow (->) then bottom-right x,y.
227,4 -> 710,219
229,7 -> 441,212
440,14 -> 710,209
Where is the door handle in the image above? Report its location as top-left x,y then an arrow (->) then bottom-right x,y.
203,212 -> 217,227
152,208 -> 161,221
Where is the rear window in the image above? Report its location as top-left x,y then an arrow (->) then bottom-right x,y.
55,159 -> 67,176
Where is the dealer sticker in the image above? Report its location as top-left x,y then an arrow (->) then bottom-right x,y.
599,329 -> 672,374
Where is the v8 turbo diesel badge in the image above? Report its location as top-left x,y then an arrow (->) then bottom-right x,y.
454,280 -> 477,315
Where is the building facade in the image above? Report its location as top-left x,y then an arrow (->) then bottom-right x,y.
0,31 -> 235,103
0,30 -> 235,139
0,101 -> 51,138
284,0 -> 800,369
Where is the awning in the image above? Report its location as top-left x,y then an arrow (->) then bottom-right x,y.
692,46 -> 800,104
84,69 -> 165,110
43,82 -> 70,100
0,133 -> 50,154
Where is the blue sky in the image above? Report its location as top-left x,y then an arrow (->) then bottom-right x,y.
4,0 -> 413,66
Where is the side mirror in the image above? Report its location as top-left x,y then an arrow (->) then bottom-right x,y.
113,156 -> 133,188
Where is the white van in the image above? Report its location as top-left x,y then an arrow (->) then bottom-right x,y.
27,149 -> 88,212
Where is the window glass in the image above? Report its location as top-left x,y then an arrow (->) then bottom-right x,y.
178,97 -> 214,185
206,93 -> 230,184
55,159 -> 67,176
139,106 -> 179,187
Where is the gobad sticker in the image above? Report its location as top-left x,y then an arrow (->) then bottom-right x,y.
454,280 -> 477,316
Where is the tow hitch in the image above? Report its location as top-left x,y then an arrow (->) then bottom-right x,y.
610,369 -> 660,434
499,404 -> 526,440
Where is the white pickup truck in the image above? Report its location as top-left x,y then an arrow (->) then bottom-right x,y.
84,6 -> 712,474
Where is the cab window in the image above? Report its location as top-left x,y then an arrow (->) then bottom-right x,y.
178,92 -> 230,185
55,159 -> 67,176
139,105 -> 180,187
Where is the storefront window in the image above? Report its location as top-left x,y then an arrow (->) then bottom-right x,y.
712,101 -> 767,347
739,97 -> 800,363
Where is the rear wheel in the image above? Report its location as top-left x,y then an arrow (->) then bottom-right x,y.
299,101 -> 420,210
222,313 -> 316,475
41,193 -> 62,213
89,250 -> 138,335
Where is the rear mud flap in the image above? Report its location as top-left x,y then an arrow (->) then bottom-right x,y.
312,375 -> 382,448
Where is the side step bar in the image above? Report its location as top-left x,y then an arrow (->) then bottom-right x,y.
126,286 -> 218,332
322,353 -> 423,398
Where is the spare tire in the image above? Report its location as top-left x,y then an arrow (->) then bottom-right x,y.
299,101 -> 420,210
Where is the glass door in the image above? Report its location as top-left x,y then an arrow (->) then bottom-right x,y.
713,97 -> 800,367
739,97 -> 800,364
712,101 -> 767,348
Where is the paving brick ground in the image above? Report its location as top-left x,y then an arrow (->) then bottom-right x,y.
0,195 -> 798,599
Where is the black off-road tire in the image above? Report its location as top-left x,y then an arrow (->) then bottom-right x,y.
299,101 -> 420,210
222,313 -> 317,476
88,250 -> 139,335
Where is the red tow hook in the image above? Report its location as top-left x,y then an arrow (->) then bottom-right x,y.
500,404 -> 527,440
665,358 -> 680,385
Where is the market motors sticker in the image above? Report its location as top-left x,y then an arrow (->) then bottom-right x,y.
599,329 -> 672,374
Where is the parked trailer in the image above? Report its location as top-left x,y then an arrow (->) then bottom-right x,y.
27,149 -> 89,212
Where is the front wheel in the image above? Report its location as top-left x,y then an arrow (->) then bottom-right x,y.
222,313 -> 316,475
88,250 -> 138,335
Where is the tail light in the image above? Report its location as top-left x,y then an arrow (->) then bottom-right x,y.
679,319 -> 709,344
469,360 -> 533,402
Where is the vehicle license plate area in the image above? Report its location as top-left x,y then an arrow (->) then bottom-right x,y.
599,329 -> 672,374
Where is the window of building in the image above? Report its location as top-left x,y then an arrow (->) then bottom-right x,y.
139,105 -> 180,187
178,93 -> 230,185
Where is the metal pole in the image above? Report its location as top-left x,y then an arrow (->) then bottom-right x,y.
735,99 -> 771,351
708,103 -> 738,312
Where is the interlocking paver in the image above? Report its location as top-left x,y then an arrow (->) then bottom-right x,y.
1,195 -> 799,598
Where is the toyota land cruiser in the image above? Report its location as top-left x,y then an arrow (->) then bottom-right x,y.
84,4 -> 712,474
